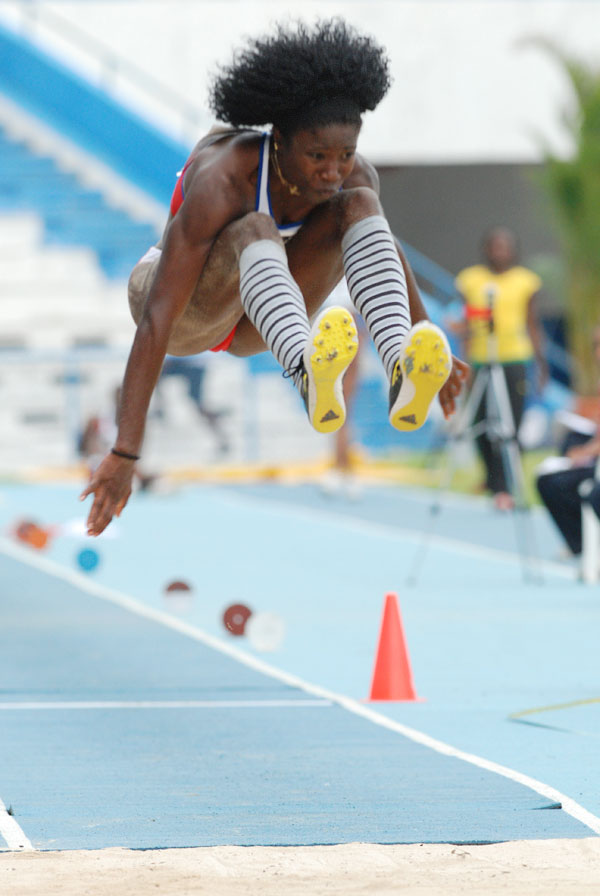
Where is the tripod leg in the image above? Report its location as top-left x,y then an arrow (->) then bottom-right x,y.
439,368 -> 490,492
449,366 -> 490,441
488,365 -> 527,505
406,368 -> 489,586
487,364 -> 542,582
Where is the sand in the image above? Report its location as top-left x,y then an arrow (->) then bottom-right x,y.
2,839 -> 600,895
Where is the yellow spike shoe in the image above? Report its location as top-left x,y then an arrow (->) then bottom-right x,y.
389,321 -> 451,431
300,306 -> 358,434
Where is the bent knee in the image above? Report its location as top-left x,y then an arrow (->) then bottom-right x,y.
341,184 -> 381,207
330,186 -> 383,234
220,211 -> 282,253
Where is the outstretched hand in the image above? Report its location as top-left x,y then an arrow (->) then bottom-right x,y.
439,355 -> 470,419
80,452 -> 135,536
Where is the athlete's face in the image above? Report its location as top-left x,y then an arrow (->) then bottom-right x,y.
276,123 -> 360,203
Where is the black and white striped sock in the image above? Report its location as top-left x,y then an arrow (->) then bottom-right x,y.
239,240 -> 309,386
341,215 -> 411,380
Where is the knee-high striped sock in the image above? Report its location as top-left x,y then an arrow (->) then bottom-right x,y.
341,215 -> 411,380
239,239 -> 309,385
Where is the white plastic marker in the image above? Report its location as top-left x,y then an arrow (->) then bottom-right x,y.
246,611 -> 286,652
0,795 -> 34,852
1,535 -> 599,837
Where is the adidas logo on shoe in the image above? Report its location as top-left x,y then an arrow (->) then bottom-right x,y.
298,306 -> 358,434
389,321 -> 451,431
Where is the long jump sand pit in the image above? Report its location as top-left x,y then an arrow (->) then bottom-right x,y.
3,839 -> 600,895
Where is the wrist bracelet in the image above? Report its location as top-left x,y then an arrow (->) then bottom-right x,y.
111,447 -> 140,461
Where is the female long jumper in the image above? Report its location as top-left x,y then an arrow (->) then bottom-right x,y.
82,20 -> 468,535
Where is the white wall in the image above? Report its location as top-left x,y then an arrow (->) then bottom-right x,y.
1,0 -> 600,163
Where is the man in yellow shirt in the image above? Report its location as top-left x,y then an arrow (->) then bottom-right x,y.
455,228 -> 548,510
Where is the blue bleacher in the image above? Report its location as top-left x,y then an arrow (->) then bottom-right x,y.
0,128 -> 157,279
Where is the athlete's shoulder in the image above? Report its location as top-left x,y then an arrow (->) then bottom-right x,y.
183,128 -> 262,208
187,127 -> 261,172
343,153 -> 379,193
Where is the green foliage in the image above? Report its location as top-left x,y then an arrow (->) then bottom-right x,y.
386,448 -> 550,506
537,44 -> 600,393
527,252 -> 567,313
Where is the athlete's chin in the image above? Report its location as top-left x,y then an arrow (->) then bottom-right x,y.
312,189 -> 339,204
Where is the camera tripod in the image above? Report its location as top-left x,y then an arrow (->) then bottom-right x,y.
407,337 -> 542,585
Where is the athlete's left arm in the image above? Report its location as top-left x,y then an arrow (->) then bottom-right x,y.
344,156 -> 469,418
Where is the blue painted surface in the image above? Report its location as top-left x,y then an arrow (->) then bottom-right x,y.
214,483 -> 600,818
0,24 -> 188,203
0,127 -> 157,279
0,481 -> 598,848
0,549 -> 590,849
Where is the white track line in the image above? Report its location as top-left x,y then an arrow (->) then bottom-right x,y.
216,490 -> 578,581
1,536 -> 599,839
0,796 -> 33,852
0,700 -> 331,710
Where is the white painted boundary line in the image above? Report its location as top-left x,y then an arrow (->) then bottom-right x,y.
0,700 -> 331,711
2,536 -> 598,839
216,490 -> 579,582
0,796 -> 34,853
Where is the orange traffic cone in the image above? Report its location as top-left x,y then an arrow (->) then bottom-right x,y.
368,592 -> 421,701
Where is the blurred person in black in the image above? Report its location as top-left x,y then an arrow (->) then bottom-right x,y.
536,326 -> 600,556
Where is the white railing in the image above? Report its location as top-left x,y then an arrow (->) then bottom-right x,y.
0,2 -> 212,144
0,346 -> 326,472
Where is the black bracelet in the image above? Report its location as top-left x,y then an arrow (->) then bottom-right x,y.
111,447 -> 140,461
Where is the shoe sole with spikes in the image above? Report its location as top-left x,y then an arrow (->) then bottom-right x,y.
303,306 -> 358,434
389,321 -> 451,431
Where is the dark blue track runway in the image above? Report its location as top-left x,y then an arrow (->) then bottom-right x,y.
0,481 -> 599,850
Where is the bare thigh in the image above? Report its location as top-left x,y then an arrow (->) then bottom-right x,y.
131,214 -> 286,356
128,248 -> 160,324
129,187 -> 383,357
127,240 -> 244,356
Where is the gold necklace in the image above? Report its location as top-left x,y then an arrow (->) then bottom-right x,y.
271,140 -> 300,197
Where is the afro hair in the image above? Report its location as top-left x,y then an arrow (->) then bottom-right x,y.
208,19 -> 391,136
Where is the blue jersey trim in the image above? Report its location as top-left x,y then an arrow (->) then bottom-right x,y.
255,133 -> 267,212
257,132 -> 303,236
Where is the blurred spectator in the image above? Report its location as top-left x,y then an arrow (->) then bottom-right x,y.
453,227 -> 548,510
156,354 -> 231,455
535,326 -> 600,556
79,387 -> 156,491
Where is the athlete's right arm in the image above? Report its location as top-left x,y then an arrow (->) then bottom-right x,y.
81,152 -> 251,535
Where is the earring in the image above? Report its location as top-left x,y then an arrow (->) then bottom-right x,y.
271,139 -> 300,197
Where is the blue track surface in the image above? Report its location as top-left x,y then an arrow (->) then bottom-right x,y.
0,480 -> 599,850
